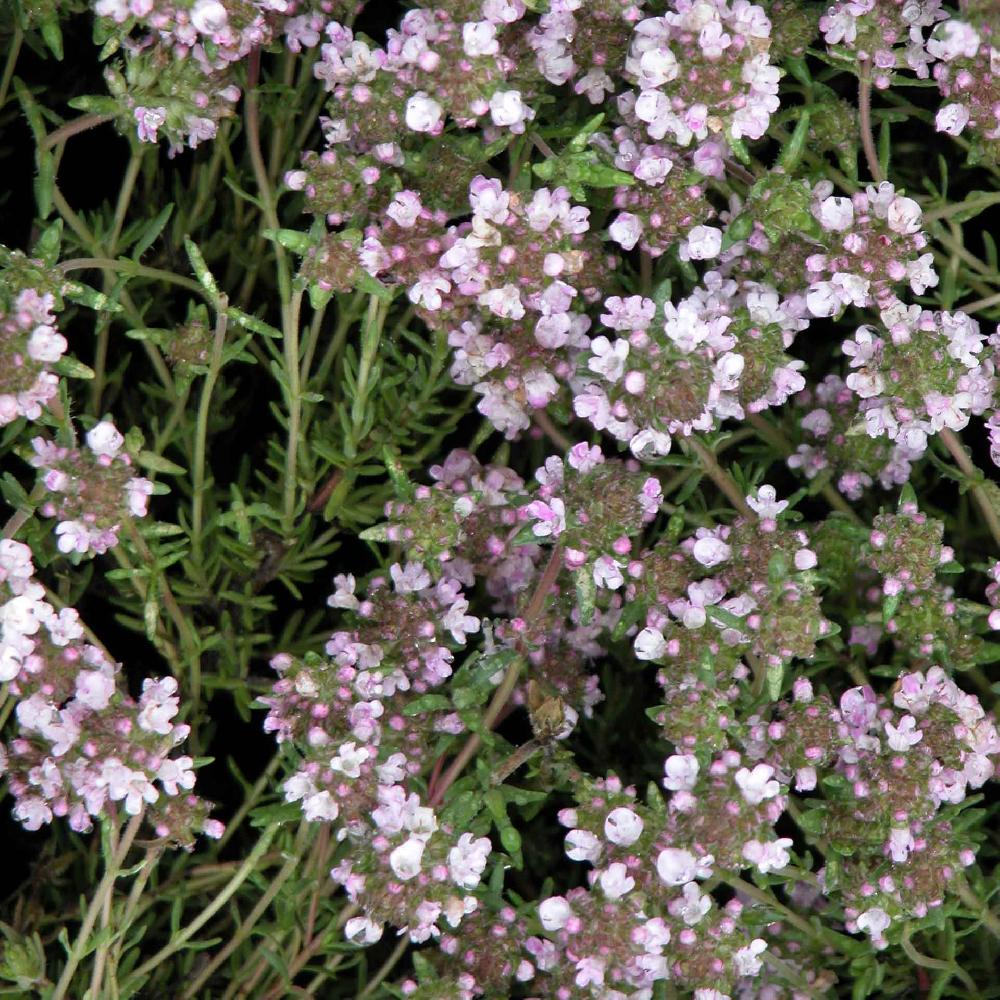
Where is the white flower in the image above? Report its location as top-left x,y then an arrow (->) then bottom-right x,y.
190,0 -> 228,34
887,196 -> 922,235
857,907 -> 891,941
734,764 -> 781,805
742,837 -> 793,874
656,847 -> 702,886
539,895 -> 573,931
405,92 -> 443,133
389,837 -> 425,880
565,828 -> 602,862
463,20 -> 499,56
303,790 -> 340,822
818,196 -> 854,232
634,627 -> 667,661
936,103 -> 970,136
746,485 -> 788,520
604,807 -> 644,846
888,826 -> 915,863
489,90 -> 533,131
663,754 -> 700,792
86,421 -> 124,458
330,741 -> 370,778
448,833 -> 492,888
74,670 -> 115,711
598,862 -> 635,899
884,714 -> 923,752
682,225 -> 723,261
733,939 -> 767,976
608,213 -> 643,251
588,337 -> 629,382
692,536 -> 731,568
345,916 -> 383,944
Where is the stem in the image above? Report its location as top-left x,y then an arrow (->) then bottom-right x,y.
192,300 -> 230,562
725,874 -> 818,941
52,811 -> 144,1000
42,113 -> 113,150
282,288 -> 305,532
0,25 -> 22,110
58,258 -> 208,299
684,437 -> 753,518
939,428 -> 1000,550
429,545 -> 564,806
900,923 -> 980,997
858,61 -> 884,183
180,822 -> 309,998
954,875 -> 1000,942
91,149 -> 145,413
127,823 -> 280,983
358,936 -> 409,999
533,409 -> 572,452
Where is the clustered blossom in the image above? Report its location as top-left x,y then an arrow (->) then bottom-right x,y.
805,182 -> 937,317
931,14 -> 1000,162
528,0 -> 645,105
840,298 -> 994,454
787,375 -> 919,499
0,287 -> 67,426
574,278 -> 807,458
92,0 -> 344,150
0,540 -> 219,843
862,501 -> 983,671
601,124 -> 716,257
820,0 -> 948,88
625,0 -> 780,149
359,177 -> 605,438
632,485 -> 827,676
29,421 -> 153,556
263,562 -> 492,942
772,671 -> 999,947
520,443 -> 662,589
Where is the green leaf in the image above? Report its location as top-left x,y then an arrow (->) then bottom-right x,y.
137,451 -> 186,475
132,204 -> 174,260
53,356 -> 96,380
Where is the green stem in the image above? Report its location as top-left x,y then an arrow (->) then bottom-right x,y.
181,822 -> 309,998
282,288 -> 305,532
126,823 -> 280,984
683,437 -> 753,518
58,258 -> 208,300
358,936 -> 409,999
939,428 -> 1000,550
0,25 -> 22,110
192,301 -> 230,562
52,811 -> 144,1000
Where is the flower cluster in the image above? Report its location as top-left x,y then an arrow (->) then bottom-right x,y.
840,298 -> 994,452
263,562 -> 493,943
775,672 -> 999,947
0,540 -> 219,843
0,287 -> 67,427
574,277 -> 807,457
786,374 -> 919,498
931,13 -> 1000,163
520,443 -> 662,589
820,0 -> 948,88
29,421 -> 153,556
805,182 -> 937,317
360,177 -> 606,436
633,485 -> 827,676
93,0 -> 343,149
625,0 -> 780,149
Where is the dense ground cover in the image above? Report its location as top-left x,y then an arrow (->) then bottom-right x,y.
4,1 -> 1000,996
